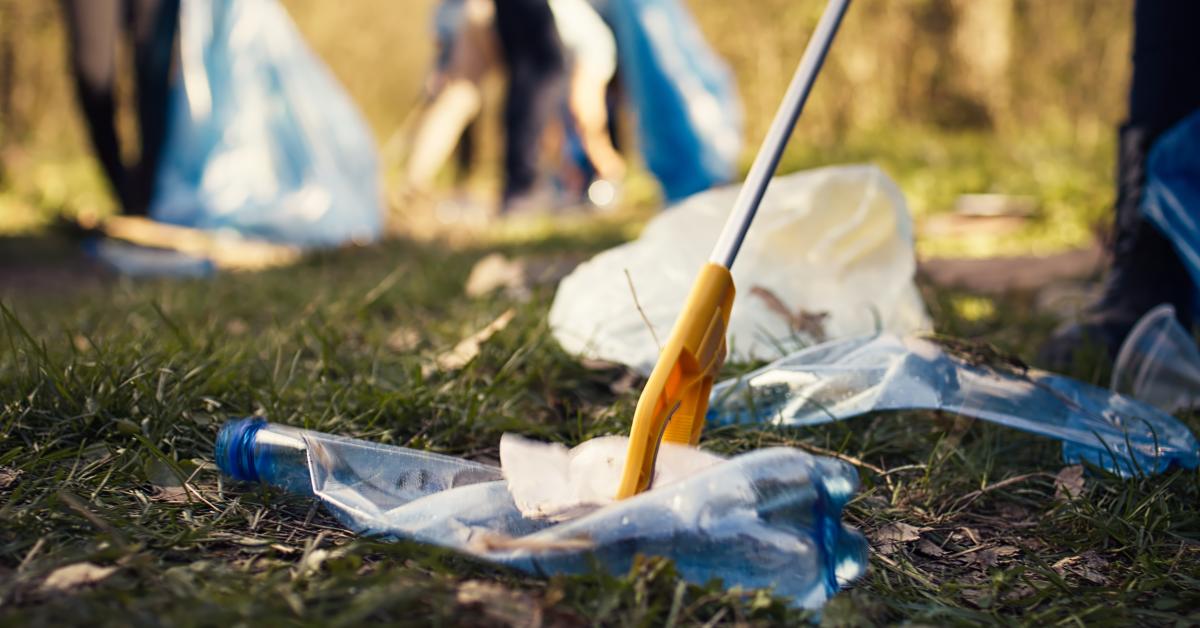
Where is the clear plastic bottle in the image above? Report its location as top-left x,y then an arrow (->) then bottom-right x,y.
216,418 -> 868,609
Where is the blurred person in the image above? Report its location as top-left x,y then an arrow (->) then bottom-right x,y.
408,0 -> 624,217
554,80 -> 624,208
492,0 -> 565,214
549,0 -> 625,187
1040,0 -> 1200,369
597,0 -> 742,202
404,0 -> 498,192
62,0 -> 180,217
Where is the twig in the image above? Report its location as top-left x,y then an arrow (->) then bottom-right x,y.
948,472 -> 1056,512
624,269 -> 661,352
879,464 -> 928,476
699,608 -> 728,628
790,441 -> 886,475
873,552 -> 939,589
17,537 -> 45,572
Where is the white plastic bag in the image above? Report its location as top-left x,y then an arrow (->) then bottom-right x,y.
549,165 -> 931,373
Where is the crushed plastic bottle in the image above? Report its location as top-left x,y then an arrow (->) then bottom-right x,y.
216,419 -> 868,609
1112,304 -> 1200,414
707,334 -> 1200,476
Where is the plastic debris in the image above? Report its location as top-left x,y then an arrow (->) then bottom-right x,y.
1142,110 -> 1200,296
707,334 -> 1200,476
550,166 -> 932,375
499,434 -> 723,521
602,0 -> 743,201
88,238 -> 214,278
216,419 -> 867,609
151,0 -> 383,249
1112,304 -> 1200,414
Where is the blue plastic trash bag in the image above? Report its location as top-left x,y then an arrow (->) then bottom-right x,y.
87,238 -> 214,278
216,419 -> 867,610
708,334 -> 1200,476
150,0 -> 383,247
601,0 -> 743,201
1142,109 -> 1200,300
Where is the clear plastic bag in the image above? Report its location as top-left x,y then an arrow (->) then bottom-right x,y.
550,166 -> 931,374
1112,304 -> 1200,414
150,0 -> 383,247
216,419 -> 867,609
707,334 -> 1200,476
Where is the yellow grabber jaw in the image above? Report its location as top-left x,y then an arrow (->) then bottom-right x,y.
616,263 -> 735,499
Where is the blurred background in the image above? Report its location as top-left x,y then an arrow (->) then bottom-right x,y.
0,0 -> 1128,255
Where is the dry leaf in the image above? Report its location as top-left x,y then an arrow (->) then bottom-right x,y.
144,458 -> 196,504
916,539 -> 946,557
608,370 -> 641,395
297,548 -> 329,578
225,319 -> 249,336
465,253 -> 583,302
0,466 -> 22,490
426,309 -> 516,375
466,253 -> 529,300
72,334 -> 92,352
385,327 -> 421,352
960,586 -> 991,609
749,286 -> 829,341
1054,465 -> 1085,500
457,580 -> 543,628
577,358 -> 641,395
996,502 -> 1032,523
40,562 -> 117,593
973,545 -> 1020,569
1052,550 -> 1109,585
149,485 -> 190,504
870,522 -> 926,555
1000,583 -> 1037,603
579,358 -> 621,371
956,527 -> 981,545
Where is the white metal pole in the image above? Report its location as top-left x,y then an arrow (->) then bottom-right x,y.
708,0 -> 851,269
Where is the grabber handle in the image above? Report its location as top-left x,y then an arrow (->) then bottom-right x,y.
616,264 -> 734,499
618,0 -> 850,499
708,0 -> 851,269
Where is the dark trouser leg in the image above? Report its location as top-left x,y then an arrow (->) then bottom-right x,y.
1099,0 -> 1200,328
493,0 -> 563,208
1039,0 -> 1200,369
454,119 -> 476,184
129,0 -> 179,216
62,0 -> 128,211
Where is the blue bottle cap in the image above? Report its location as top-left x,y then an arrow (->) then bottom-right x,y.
215,418 -> 267,482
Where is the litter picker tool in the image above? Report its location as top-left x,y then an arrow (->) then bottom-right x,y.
617,0 -> 851,498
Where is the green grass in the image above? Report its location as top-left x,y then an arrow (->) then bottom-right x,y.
2,225 -> 1199,627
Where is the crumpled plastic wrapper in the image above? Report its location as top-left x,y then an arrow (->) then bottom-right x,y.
499,434 -> 723,521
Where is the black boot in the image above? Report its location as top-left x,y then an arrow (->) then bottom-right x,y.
1038,125 -> 1194,372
